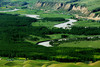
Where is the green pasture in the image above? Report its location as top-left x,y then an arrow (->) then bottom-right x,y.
74,21 -> 100,27
0,59 -> 100,67
59,40 -> 100,48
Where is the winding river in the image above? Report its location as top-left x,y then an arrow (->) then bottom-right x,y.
38,19 -> 77,47
23,15 -> 77,47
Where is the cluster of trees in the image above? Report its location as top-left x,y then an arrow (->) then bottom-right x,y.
0,13 -> 37,43
68,26 -> 100,35
0,43 -> 99,62
0,13 -> 68,43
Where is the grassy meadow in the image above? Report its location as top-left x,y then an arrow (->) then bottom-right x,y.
0,59 -> 100,67
59,40 -> 100,48
32,21 -> 65,28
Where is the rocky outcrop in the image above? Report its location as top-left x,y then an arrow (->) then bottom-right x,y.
89,13 -> 95,17
64,4 -> 71,10
36,2 -> 42,7
35,2 -> 72,10
72,6 -> 90,15
35,2 -> 64,10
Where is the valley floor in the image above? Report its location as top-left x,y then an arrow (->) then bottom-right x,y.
0,8 -> 100,66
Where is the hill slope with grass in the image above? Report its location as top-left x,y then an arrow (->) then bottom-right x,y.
35,0 -> 100,20
0,59 -> 100,67
37,0 -> 100,11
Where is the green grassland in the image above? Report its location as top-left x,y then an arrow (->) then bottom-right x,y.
25,34 -> 63,44
3,9 -> 44,14
0,59 -> 100,67
74,20 -> 100,27
32,21 -> 65,28
2,9 -> 73,18
0,59 -> 51,67
59,40 -> 100,48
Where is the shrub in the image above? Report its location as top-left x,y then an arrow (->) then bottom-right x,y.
61,35 -> 69,38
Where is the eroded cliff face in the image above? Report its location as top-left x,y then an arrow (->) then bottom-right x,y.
72,6 -> 90,15
35,2 -> 66,10
64,4 -> 71,10
35,2 -> 100,20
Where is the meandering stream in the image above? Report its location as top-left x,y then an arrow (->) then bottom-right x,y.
38,19 -> 77,47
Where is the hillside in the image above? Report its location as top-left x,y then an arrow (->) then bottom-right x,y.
38,0 -> 100,11
0,0 -> 100,13
1,0 -> 100,11
35,0 -> 100,20
1,0 -> 100,20
0,59 -> 100,67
